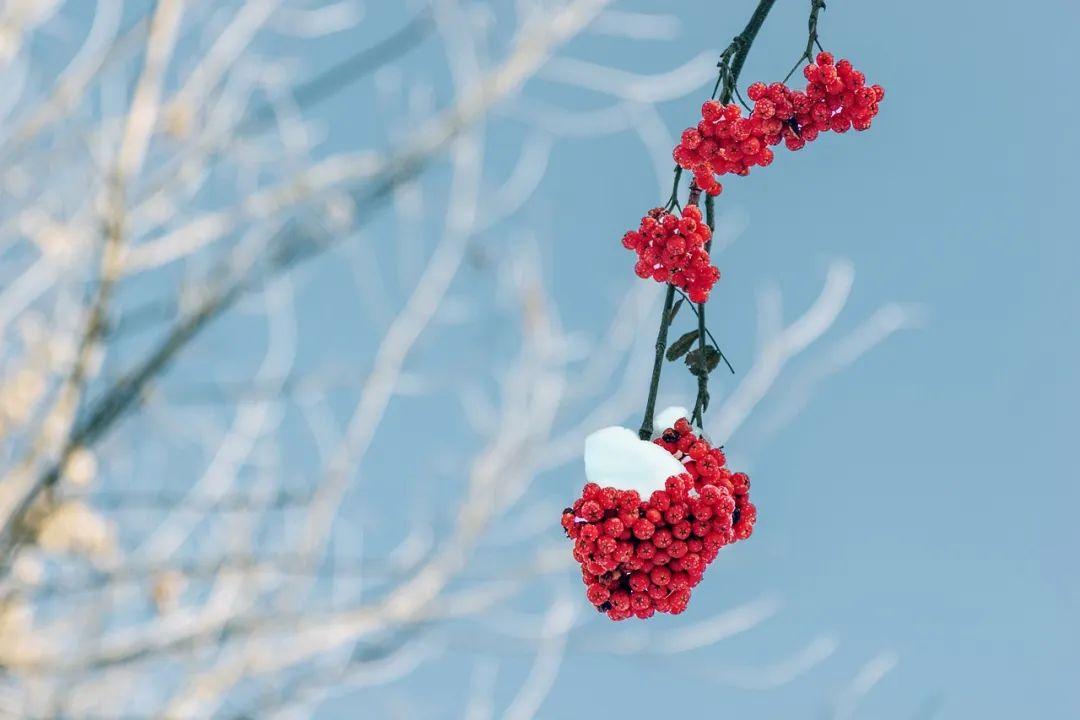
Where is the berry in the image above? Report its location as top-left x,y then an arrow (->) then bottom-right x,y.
632,518 -> 656,540
562,418 -> 756,620
586,583 -> 610,606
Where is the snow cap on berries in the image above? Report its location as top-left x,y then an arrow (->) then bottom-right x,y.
653,406 -> 690,439
584,426 -> 685,496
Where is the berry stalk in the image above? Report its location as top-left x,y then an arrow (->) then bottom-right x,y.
714,0 -> 780,104
692,193 -> 717,426
784,0 -> 828,83
638,285 -> 677,440
639,0 -> 778,437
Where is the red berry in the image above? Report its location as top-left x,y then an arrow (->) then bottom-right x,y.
649,566 -> 672,587
632,518 -> 655,540
610,591 -> 630,612
701,100 -> 723,121
586,583 -> 610,606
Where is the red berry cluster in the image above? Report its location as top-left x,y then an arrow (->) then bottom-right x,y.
620,205 -> 720,303
562,418 -> 756,620
673,52 -> 884,196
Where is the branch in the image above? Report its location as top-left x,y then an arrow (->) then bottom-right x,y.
0,0 -> 186,561
0,0 -> 612,569
713,0 -> 779,103
639,0 -> 778,437
637,285 -> 676,439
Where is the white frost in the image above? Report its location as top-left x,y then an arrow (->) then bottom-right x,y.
584,426 -> 686,496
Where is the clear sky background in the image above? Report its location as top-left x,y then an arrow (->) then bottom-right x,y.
280,0 -> 1080,717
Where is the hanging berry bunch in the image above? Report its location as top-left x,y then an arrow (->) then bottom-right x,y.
621,205 -> 720,303
566,0 -> 883,619
564,419 -> 755,620
673,52 -> 884,196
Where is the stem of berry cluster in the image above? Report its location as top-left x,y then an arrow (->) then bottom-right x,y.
638,285 -> 677,440
664,167 -> 684,211
637,0 -> 778,440
718,0 -> 779,102
784,0 -> 827,82
691,193 -> 716,426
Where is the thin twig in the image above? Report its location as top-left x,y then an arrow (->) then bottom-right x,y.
692,193 -> 716,425
638,285 -> 676,440
783,0 -> 827,83
671,287 -> 734,374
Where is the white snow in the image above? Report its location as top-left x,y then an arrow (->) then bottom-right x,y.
583,426 -> 686,496
653,405 -> 689,437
